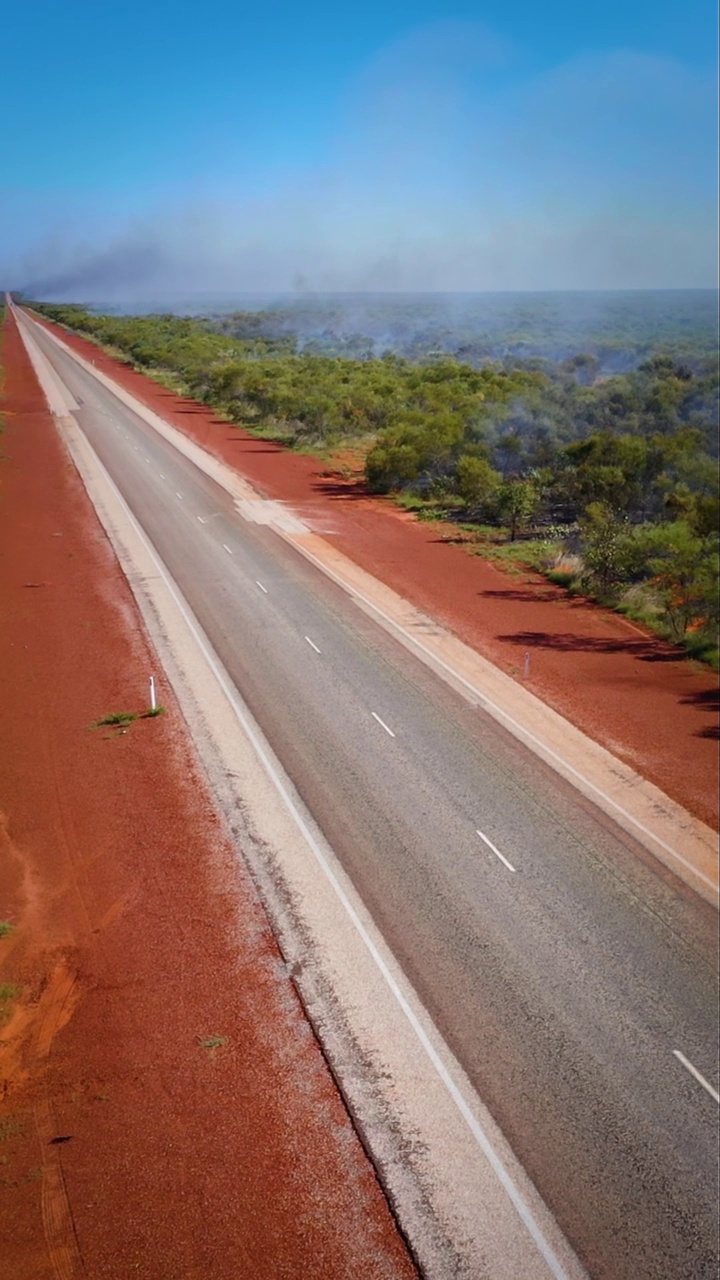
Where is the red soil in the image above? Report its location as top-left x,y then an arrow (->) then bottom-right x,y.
0,312 -> 417,1277
30,313 -> 719,830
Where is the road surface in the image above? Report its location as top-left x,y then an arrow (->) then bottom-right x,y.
19,310 -> 720,1279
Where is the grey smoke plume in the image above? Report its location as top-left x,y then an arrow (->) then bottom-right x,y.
21,237 -> 170,300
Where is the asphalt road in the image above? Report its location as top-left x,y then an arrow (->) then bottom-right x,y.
26,317 -> 720,1279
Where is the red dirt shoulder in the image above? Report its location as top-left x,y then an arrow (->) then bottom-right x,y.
0,313 -> 416,1278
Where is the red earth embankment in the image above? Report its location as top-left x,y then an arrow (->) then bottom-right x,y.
29,312 -> 720,829
0,312 -> 417,1276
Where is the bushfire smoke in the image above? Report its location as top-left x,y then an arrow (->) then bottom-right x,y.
4,21 -> 717,302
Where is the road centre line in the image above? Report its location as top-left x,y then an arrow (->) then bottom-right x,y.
256,580 -> 268,593
305,636 -> 321,654
477,829 -> 517,873
673,1050 -> 720,1103
223,544 -> 233,555
371,711 -> 396,738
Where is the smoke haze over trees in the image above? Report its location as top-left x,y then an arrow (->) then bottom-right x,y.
31,296 -> 720,665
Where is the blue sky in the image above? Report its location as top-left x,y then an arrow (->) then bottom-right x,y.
2,0 -> 717,295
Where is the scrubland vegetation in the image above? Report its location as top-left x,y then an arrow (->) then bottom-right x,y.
30,298 -> 719,666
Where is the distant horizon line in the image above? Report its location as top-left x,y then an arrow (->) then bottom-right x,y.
17,286 -> 719,295
10,286 -> 719,307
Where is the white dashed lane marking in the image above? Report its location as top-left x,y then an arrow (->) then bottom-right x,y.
256,580 -> 268,593
371,712 -> 395,738
305,636 -> 321,654
476,829 -> 517,873
673,1051 -> 720,1103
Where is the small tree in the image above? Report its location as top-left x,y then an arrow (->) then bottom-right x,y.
497,478 -> 542,541
579,503 -> 640,595
646,522 -> 720,641
365,442 -> 422,493
456,455 -> 502,518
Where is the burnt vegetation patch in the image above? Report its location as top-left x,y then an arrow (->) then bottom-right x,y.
29,295 -> 719,667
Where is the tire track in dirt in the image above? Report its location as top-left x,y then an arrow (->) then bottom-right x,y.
33,963 -> 83,1280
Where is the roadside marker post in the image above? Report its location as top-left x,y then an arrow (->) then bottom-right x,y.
523,651 -> 531,680
149,675 -> 157,711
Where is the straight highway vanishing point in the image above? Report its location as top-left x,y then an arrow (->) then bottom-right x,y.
14,303 -> 719,1280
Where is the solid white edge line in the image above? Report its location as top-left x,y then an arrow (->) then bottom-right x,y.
256,580 -> 268,593
477,829 -> 517,873
223,543 -> 233,555
673,1050 -> 720,1103
50,409 -> 572,1280
371,711 -> 396,738
305,636 -> 321,654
